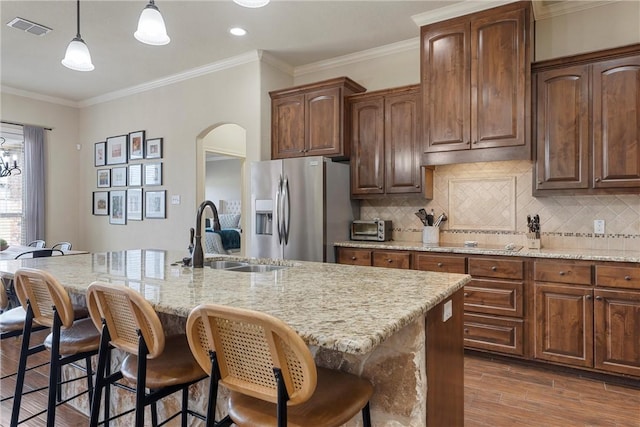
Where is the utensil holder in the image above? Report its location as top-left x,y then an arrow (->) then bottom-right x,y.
526,232 -> 541,249
422,226 -> 439,246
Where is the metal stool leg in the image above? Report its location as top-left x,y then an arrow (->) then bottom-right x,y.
9,304 -> 35,427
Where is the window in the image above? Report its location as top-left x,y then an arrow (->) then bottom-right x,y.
0,125 -> 25,245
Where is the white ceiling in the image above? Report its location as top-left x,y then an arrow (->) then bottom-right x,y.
1,0 -> 464,104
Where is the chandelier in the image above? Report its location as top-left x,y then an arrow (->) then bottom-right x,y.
0,137 -> 21,178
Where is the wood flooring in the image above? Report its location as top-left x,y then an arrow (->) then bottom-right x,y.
2,331 -> 640,427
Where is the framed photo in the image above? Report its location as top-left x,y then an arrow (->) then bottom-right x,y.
145,138 -> 163,159
145,190 -> 166,219
127,188 -> 143,221
128,130 -> 145,160
111,166 -> 127,187
128,164 -> 142,186
109,190 -> 127,225
94,141 -> 106,166
106,134 -> 128,165
93,191 -> 109,215
144,162 -> 162,186
97,169 -> 110,188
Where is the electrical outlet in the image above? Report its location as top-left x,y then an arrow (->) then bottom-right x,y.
443,300 -> 452,322
594,220 -> 605,235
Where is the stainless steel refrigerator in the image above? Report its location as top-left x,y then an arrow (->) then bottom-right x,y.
250,156 -> 357,263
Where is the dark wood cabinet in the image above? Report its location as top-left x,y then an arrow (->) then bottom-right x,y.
421,1 -> 531,165
270,77 -> 365,160
413,253 -> 466,274
336,248 -> 372,266
336,247 -> 410,269
533,45 -> 640,194
348,85 -> 424,197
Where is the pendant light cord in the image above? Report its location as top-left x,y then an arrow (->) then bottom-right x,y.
76,0 -> 81,38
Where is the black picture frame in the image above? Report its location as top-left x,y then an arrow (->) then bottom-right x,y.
106,134 -> 128,165
93,191 -> 109,215
145,190 -> 166,219
109,190 -> 127,225
128,130 -> 145,160
94,141 -> 106,166
97,169 -> 111,188
145,138 -> 163,159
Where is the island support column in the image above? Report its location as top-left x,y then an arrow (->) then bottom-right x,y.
426,288 -> 464,426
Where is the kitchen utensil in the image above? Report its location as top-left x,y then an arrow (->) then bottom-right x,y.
415,211 -> 427,226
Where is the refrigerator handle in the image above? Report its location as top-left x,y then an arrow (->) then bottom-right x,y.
283,175 -> 291,244
275,175 -> 283,244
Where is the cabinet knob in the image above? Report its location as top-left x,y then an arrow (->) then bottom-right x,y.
595,296 -> 603,301
538,181 -> 543,185
378,186 -> 383,189
415,184 -> 420,188
491,266 -> 497,271
464,292 -> 469,297
437,262 -> 443,267
585,294 -> 592,300
387,259 -> 393,263
559,271 -> 566,276
624,275 -> 632,281
351,256 -> 356,260
299,150 -> 305,153
472,140 -> 478,144
466,140 -> 470,145
464,328 -> 469,334
595,177 -> 601,182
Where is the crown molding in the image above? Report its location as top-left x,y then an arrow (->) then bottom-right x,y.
79,50 -> 263,107
532,0 -> 617,20
1,85 -> 80,108
294,38 -> 419,77
259,51 -> 294,76
412,0 -> 519,26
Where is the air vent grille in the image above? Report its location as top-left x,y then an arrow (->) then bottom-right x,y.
7,17 -> 52,36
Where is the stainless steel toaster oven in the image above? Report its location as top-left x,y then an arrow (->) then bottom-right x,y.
350,220 -> 392,241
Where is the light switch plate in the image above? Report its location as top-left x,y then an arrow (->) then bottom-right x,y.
443,300 -> 452,322
594,219 -> 605,235
171,195 -> 181,205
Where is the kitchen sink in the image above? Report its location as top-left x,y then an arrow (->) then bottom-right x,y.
225,264 -> 287,273
205,260 -> 248,269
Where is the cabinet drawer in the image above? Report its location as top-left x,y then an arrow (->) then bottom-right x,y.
534,261 -> 592,285
596,265 -> 640,290
413,253 -> 466,274
468,258 -> 524,280
464,313 -> 524,356
372,251 -> 411,269
336,248 -> 372,266
464,279 -> 524,317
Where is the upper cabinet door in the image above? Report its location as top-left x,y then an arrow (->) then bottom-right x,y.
593,55 -> 640,188
306,87 -> 342,157
471,6 -> 527,149
350,97 -> 385,195
385,89 -> 422,194
535,65 -> 590,191
422,20 -> 470,153
272,94 -> 305,159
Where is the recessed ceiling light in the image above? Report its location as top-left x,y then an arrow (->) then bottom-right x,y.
229,27 -> 247,36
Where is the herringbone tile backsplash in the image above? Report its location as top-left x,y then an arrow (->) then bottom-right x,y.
360,160 -> 640,251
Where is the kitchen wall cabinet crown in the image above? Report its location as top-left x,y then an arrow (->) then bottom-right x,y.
270,77 -> 366,160
533,44 -> 640,195
420,1 -> 532,166
348,85 -> 433,198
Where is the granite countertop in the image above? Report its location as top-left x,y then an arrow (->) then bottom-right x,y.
0,249 -> 470,355
335,240 -> 640,263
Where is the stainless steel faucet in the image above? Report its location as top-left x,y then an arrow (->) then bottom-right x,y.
192,200 -> 221,268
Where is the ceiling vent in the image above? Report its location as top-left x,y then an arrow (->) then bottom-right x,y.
6,17 -> 52,36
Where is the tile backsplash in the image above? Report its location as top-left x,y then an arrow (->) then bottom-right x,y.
360,160 -> 640,251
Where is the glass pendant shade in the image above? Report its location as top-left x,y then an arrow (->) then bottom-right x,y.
233,0 -> 270,8
61,37 -> 94,71
134,3 -> 170,45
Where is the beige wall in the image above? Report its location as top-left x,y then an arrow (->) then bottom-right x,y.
1,93 -> 81,248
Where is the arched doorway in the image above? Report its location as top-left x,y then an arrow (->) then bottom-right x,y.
196,123 -> 247,256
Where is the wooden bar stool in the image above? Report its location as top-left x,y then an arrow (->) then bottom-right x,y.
186,303 -> 374,427
10,268 -> 100,427
86,282 -> 207,427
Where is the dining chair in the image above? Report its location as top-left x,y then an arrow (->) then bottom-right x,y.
186,303 -> 374,427
27,240 -> 46,248
87,282 -> 207,427
51,242 -> 72,251
14,249 -> 64,259
10,268 -> 100,427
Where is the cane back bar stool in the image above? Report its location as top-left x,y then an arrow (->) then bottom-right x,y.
86,282 -> 208,427
186,303 -> 374,427
10,268 -> 100,427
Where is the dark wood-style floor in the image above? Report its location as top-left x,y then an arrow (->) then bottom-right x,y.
2,331 -> 640,426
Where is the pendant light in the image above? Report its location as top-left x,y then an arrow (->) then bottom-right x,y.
134,0 -> 170,46
61,0 -> 94,72
233,0 -> 270,7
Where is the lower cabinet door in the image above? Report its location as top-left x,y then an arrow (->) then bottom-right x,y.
594,289 -> 640,376
463,313 -> 524,356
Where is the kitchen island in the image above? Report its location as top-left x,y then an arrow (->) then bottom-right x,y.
0,249 -> 470,426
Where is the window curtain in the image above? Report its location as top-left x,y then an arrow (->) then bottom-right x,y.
23,125 -> 45,244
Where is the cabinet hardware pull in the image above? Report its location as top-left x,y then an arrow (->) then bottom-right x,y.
415,184 -> 420,188
595,177 -> 601,182
464,328 -> 469,334
472,140 -> 478,144
595,296 -> 603,301
387,259 -> 393,263
464,292 -> 469,297
624,275 -> 632,281
378,186 -> 383,189
559,271 -> 566,276
351,256 -> 356,260
437,262 -> 443,267
585,295 -> 592,300
538,181 -> 543,185
299,150 -> 305,153
466,140 -> 470,145
491,266 -> 497,271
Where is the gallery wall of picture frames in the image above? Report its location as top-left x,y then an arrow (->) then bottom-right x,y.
93,130 -> 166,225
